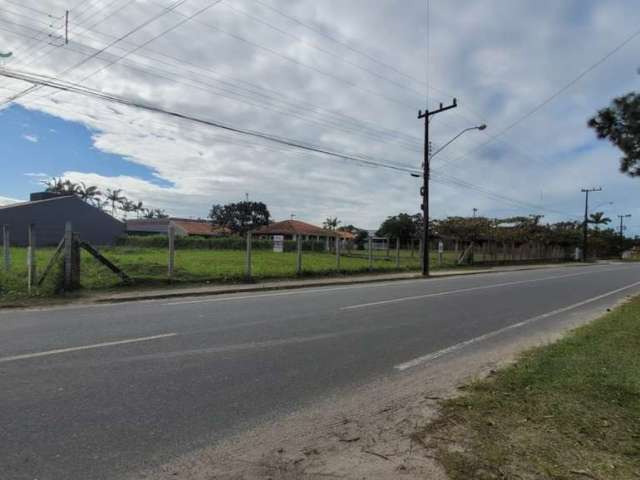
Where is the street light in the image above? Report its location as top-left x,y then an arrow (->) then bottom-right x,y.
417,121 -> 487,277
430,124 -> 487,160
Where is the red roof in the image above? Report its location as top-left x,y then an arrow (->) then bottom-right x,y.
255,220 -> 335,237
173,220 -> 230,237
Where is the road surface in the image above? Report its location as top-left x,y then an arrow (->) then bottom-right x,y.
1,263 -> 639,479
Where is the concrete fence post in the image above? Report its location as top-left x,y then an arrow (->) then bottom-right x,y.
395,238 -> 401,268
368,236 -> 373,271
168,222 -> 176,279
27,224 -> 36,293
64,222 -> 73,290
2,224 -> 9,272
296,235 -> 302,275
335,234 -> 341,270
245,231 -> 252,280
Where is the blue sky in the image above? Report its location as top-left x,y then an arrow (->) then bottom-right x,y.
0,104 -> 170,200
0,0 -> 639,233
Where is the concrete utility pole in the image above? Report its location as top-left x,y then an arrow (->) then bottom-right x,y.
581,187 -> 602,262
418,98 -> 458,277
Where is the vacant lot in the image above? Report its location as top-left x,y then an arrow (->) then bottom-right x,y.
423,296 -> 640,479
0,247 -> 462,300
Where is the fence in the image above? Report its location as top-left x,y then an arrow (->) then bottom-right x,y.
1,222 -> 580,298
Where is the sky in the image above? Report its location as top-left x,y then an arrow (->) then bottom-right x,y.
0,0 -> 638,234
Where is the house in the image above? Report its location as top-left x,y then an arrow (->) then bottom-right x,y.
126,218 -> 230,237
254,219 -> 353,245
0,192 -> 125,246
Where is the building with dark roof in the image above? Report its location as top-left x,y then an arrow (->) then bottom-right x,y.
0,192 -> 125,246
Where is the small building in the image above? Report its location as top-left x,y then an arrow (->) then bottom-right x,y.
126,218 -> 230,237
0,192 -> 125,246
255,219 -> 353,246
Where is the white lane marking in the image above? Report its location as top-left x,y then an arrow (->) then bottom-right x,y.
394,280 -> 640,371
163,265 -> 622,307
0,333 -> 177,364
341,268 -> 624,311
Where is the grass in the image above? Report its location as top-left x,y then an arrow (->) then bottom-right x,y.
0,247 -> 463,302
422,296 -> 640,480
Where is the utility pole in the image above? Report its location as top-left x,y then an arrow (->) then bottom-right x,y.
581,187 -> 602,262
617,214 -> 631,255
472,207 -> 478,218
418,98 -> 457,276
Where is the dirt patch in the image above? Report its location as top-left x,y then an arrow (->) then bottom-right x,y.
131,296 -> 632,480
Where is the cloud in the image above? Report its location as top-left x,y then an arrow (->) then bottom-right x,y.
22,134 -> 38,143
1,0 -> 639,231
0,196 -> 21,206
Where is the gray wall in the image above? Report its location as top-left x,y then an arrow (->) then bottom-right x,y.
0,197 -> 125,246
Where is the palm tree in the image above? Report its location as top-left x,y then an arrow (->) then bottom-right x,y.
589,211 -> 612,231
105,189 -> 125,217
323,217 -> 341,230
131,201 -> 144,218
76,182 -> 101,204
142,208 -> 155,219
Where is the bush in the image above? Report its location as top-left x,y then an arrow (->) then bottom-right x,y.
117,235 -> 331,252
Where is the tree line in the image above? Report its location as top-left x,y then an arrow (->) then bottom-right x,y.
42,177 -> 168,219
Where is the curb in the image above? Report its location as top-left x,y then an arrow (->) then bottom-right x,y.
92,262 -> 586,304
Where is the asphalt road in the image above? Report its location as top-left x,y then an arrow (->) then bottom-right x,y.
2,263 -> 640,479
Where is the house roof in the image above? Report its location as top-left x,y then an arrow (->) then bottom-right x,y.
255,219 -> 338,237
172,219 -> 230,237
0,195 -> 76,210
126,218 -> 229,236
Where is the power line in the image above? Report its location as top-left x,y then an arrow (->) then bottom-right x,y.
1,0 -> 190,106
439,23 -> 640,169
0,67 -> 583,220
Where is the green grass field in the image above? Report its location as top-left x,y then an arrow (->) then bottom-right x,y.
422,296 -> 640,479
0,246 -> 463,301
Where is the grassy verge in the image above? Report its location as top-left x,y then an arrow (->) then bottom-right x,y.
0,247 -> 464,302
422,296 -> 640,479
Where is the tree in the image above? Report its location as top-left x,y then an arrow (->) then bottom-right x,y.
323,217 -> 340,230
588,211 -> 612,231
76,182 -> 101,205
376,213 -> 417,245
208,201 -> 270,235
105,189 -> 125,216
588,90 -> 640,177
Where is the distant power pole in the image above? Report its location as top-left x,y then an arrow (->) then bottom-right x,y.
418,98 -> 458,276
581,187 -> 602,261
618,214 -> 631,254
472,207 -> 478,218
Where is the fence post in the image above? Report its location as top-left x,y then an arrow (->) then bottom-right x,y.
64,222 -> 73,290
335,233 -> 340,270
296,235 -> 302,275
245,231 -> 252,280
27,224 -> 36,293
395,238 -> 401,268
2,224 -> 9,272
168,222 -> 176,279
368,236 -> 373,271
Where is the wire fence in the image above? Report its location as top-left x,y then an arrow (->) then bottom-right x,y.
0,222 -> 579,299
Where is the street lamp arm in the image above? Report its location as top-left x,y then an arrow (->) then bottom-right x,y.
430,124 -> 486,160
